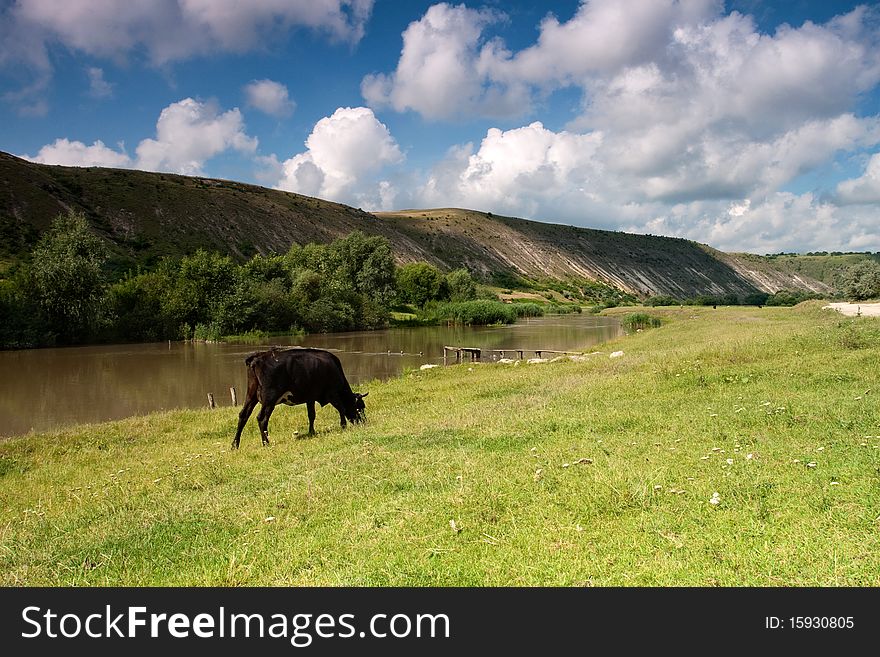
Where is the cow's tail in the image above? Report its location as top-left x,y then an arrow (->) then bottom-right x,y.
244,352 -> 267,395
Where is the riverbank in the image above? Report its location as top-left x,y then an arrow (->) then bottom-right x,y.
2,303 -> 878,585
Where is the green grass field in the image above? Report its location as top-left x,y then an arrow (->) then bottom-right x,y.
2,303 -> 879,586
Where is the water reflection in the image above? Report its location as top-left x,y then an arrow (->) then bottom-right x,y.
0,315 -> 620,438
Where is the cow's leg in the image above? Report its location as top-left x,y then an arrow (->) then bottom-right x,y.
232,365 -> 261,449
232,395 -> 258,449
306,401 -> 316,436
331,396 -> 347,429
256,399 -> 277,446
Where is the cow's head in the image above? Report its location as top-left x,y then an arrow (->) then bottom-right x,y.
350,392 -> 368,424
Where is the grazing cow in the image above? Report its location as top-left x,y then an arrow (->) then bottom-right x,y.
232,347 -> 367,449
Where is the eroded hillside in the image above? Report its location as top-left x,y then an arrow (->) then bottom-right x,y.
1,152 -> 830,296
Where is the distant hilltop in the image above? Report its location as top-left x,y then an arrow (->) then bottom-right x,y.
0,150 -> 844,297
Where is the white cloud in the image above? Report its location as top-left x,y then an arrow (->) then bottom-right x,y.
86,67 -> 113,99
9,0 -> 374,64
366,1 -> 880,251
488,0 -> 717,85
361,3 -> 526,120
25,138 -> 131,167
836,153 -> 880,204
244,79 -> 295,118
1,0 -> 374,113
634,193 -> 880,253
135,98 -> 257,175
275,106 -> 402,208
23,97 -> 259,175
419,122 -> 603,218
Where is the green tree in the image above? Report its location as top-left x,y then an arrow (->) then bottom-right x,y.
840,261 -> 880,301
329,231 -> 397,304
445,268 -> 477,302
106,270 -> 170,342
30,210 -> 108,342
0,270 -> 47,348
396,262 -> 445,307
161,250 -> 238,336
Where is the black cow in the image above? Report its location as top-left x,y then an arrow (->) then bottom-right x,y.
232,347 -> 367,449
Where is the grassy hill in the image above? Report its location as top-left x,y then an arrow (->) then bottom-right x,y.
1,151 -> 835,297
730,252 -> 880,289
2,304 -> 878,585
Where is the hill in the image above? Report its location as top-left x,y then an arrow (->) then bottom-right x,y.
0,151 -> 832,297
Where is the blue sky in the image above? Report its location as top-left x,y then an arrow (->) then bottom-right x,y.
1,0 -> 879,253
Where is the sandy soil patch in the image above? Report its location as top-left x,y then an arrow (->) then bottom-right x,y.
823,302 -> 880,317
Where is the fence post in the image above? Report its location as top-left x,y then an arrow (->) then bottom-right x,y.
207,393 -> 216,409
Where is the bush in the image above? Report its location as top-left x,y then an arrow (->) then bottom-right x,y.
422,300 -> 518,325
840,261 -> 880,301
546,303 -> 582,314
510,302 -> 544,318
645,295 -> 680,306
445,268 -> 477,302
193,323 -> 222,342
396,262 -> 446,307
622,313 -> 662,332
30,210 -> 109,342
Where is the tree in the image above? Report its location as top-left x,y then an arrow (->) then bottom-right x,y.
446,268 -> 477,302
161,250 -> 238,336
396,262 -> 445,307
840,261 -> 880,301
30,210 -> 108,342
330,231 -> 397,305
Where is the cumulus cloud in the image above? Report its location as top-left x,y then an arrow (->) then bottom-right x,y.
25,97 -> 258,176
420,122 -> 603,218
135,98 -> 257,175
7,0 -> 374,64
836,153 -> 880,204
488,0 -> 717,85
1,0 -> 374,113
633,193 -> 880,253
367,1 -> 880,251
275,106 -> 403,208
26,138 -> 131,167
361,3 -> 527,120
244,79 -> 295,118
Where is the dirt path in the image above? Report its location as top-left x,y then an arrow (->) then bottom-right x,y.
823,302 -> 880,317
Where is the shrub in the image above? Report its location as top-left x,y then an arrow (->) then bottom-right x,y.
622,313 -> 662,332
645,295 -> 680,306
510,302 -> 544,318
422,300 -> 518,325
446,268 -> 477,302
840,261 -> 880,301
396,262 -> 446,307
193,323 -> 222,342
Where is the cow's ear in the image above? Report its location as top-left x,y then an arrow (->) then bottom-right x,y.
360,392 -> 369,398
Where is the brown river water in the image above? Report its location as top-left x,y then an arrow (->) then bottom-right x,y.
0,314 -> 621,438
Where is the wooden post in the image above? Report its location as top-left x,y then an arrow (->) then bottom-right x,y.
230,387 -> 237,405
443,348 -> 448,366
517,350 -> 523,360
475,349 -> 481,361
207,393 -> 215,409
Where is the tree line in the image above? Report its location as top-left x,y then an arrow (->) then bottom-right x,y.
0,211 -> 484,348
3,210 -> 878,349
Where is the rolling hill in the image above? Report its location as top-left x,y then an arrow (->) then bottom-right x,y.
0,151 -> 837,297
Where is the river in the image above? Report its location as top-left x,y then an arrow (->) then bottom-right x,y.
0,314 -> 621,438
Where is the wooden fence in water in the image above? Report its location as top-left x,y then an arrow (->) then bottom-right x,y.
442,346 -> 584,364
